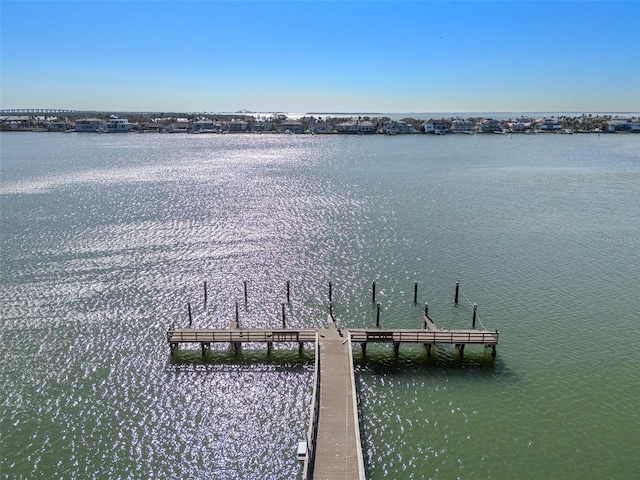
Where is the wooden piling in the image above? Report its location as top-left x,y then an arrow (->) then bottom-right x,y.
286,281 -> 291,303
188,302 -> 192,327
376,302 -> 381,327
203,281 -> 208,309
414,282 -> 418,303
329,282 -> 333,302
472,303 -> 477,328
372,281 -> 376,303
424,303 -> 429,328
235,301 -> 239,326
282,303 -> 286,327
243,281 -> 248,305
454,280 -> 460,304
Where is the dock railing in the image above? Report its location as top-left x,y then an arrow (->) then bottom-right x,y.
302,331 -> 321,480
349,329 -> 499,345
166,328 -> 317,344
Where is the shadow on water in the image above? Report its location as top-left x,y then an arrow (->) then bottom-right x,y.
167,344 -> 314,369
353,345 -> 515,380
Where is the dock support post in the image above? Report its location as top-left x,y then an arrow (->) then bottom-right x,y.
456,344 -> 465,358
282,303 -> 286,328
414,282 -> 418,303
201,342 -> 209,357
454,280 -> 460,304
376,302 -> 381,327
243,281 -> 248,305
299,342 -> 304,355
235,302 -> 239,328
472,303 -> 477,328
170,343 -> 178,354
188,302 -> 192,327
393,342 -> 400,356
328,281 -> 332,302
372,281 -> 376,303
361,342 -> 367,355
203,281 -> 207,309
267,342 -> 273,355
491,345 -> 496,357
424,303 -> 429,327
425,344 -> 432,356
286,281 -> 291,303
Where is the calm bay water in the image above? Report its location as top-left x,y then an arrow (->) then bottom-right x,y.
1,132 -> 639,479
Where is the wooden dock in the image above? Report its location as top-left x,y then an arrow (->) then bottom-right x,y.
166,283 -> 499,480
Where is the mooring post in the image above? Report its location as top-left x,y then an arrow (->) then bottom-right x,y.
203,281 -> 208,309
188,302 -> 192,327
282,303 -> 286,328
372,281 -> 376,303
286,281 -> 291,303
425,343 -> 432,356
393,342 -> 400,356
235,301 -> 239,327
414,282 -> 418,303
361,342 -> 367,355
243,281 -> 248,305
454,280 -> 460,304
329,281 -> 332,302
472,303 -> 478,328
376,302 -> 381,327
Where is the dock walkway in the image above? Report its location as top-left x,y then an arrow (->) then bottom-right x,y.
312,316 -> 365,480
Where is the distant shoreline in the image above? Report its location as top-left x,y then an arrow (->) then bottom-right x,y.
2,111 -> 639,134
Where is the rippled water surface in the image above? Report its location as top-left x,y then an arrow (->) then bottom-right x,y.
2,132 -> 639,479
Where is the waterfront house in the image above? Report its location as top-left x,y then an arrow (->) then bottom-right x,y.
192,120 -> 217,133
0,115 -> 32,129
311,121 -> 333,134
227,120 -> 248,132
451,118 -> 474,134
478,119 -> 503,133
336,120 -> 375,134
424,120 -> 449,134
164,118 -> 190,133
607,117 -> 640,133
382,120 -> 416,134
280,120 -> 304,134
75,118 -> 106,132
537,118 -> 562,132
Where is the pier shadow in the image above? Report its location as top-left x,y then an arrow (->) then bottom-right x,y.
168,344 -> 314,368
352,344 -> 514,380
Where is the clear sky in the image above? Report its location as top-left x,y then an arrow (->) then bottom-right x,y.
1,0 -> 639,113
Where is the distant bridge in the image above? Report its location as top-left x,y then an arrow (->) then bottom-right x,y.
0,108 -> 84,114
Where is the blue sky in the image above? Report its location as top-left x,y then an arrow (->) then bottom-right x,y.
1,0 -> 639,113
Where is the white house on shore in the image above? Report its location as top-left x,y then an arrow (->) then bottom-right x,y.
537,118 -> 562,132
280,120 -> 303,134
383,120 -> 416,134
451,118 -> 474,134
336,120 -> 375,134
424,120 -> 449,134
75,118 -> 106,132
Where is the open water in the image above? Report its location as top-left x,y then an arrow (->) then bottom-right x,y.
1,131 -> 639,479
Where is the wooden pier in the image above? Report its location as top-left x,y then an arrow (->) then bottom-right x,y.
166,281 -> 499,479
